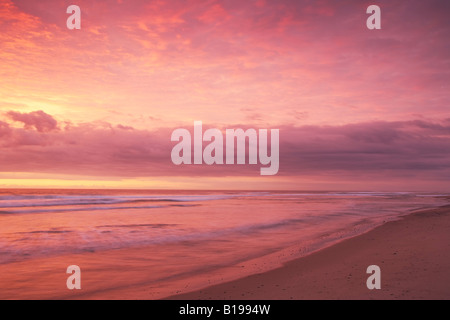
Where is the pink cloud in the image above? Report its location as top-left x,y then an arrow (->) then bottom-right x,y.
0,111 -> 449,183
279,120 -> 450,176
7,110 -> 58,132
1,0 -> 449,190
0,121 -> 12,137
2,0 -> 449,127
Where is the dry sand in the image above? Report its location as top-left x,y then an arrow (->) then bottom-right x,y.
168,205 -> 450,300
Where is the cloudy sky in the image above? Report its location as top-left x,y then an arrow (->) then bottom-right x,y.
0,0 -> 449,190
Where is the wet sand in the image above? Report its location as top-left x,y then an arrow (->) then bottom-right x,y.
168,205 -> 450,300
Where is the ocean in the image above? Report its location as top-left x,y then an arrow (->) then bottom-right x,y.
0,189 -> 448,299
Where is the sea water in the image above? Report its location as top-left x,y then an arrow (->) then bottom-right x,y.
0,189 -> 447,298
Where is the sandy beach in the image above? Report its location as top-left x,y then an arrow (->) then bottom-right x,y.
1,203 -> 449,300
168,205 -> 450,300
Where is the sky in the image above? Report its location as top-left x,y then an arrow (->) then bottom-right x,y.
0,0 -> 449,191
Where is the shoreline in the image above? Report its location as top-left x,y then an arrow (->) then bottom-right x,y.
166,205 -> 450,300
1,204 -> 449,300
